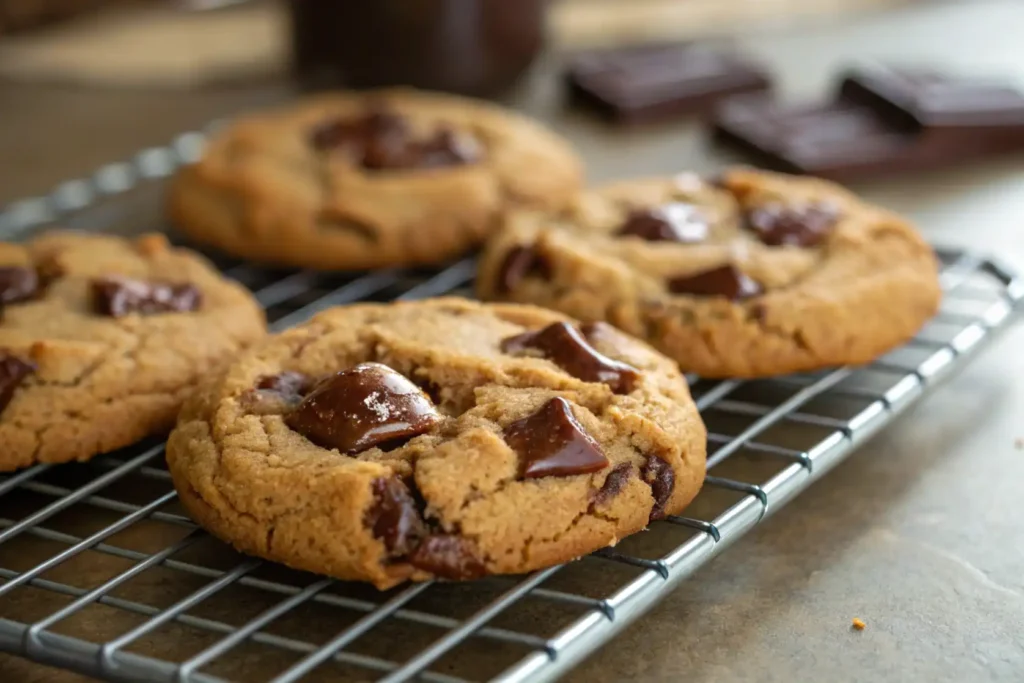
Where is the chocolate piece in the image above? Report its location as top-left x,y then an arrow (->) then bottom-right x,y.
617,203 -> 709,243
285,362 -> 442,453
568,44 -> 771,124
747,202 -> 838,247
496,245 -> 551,293
591,462 -> 633,509
713,94 -> 1022,181
311,110 -> 480,170
502,322 -> 640,393
504,397 -> 610,478
407,534 -> 487,580
0,266 -> 39,306
367,477 -> 428,556
92,276 -> 201,317
641,455 -> 674,521
668,264 -> 762,300
0,353 -> 35,414
243,371 -> 315,415
839,65 -> 1024,133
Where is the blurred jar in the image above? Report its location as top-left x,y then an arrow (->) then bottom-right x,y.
287,0 -> 546,96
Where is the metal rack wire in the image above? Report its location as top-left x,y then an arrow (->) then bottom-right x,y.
0,137 -> 1021,683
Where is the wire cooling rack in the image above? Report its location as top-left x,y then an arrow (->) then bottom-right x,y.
0,138 -> 1022,683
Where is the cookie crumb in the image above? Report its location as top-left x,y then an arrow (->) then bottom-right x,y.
851,618 -> 866,631
1015,438 -> 1023,450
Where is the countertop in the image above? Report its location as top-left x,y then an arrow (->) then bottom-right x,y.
2,1 -> 1023,681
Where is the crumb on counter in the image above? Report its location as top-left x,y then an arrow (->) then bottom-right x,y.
852,618 -> 866,631
1015,438 -> 1023,450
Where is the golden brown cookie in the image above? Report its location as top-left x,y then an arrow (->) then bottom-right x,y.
0,232 -> 266,471
477,168 -> 942,378
169,88 -> 583,270
166,298 -> 706,588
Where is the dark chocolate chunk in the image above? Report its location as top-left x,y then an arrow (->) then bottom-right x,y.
0,353 -> 35,415
641,455 -> 675,521
0,266 -> 39,305
617,203 -> 709,243
746,202 -> 838,247
591,462 -> 633,509
504,397 -> 610,479
839,65 -> 1024,133
243,371 -> 315,415
285,362 -> 441,453
713,93 -> 1022,181
367,477 -> 428,556
502,322 -> 640,393
567,44 -> 771,124
495,244 -> 551,293
668,264 -> 762,300
407,534 -> 487,580
92,276 -> 201,317
311,110 -> 480,170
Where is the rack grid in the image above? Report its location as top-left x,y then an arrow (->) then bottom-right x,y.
0,137 -> 1022,683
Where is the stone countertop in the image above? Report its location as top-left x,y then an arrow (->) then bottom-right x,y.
1,1 -> 1023,681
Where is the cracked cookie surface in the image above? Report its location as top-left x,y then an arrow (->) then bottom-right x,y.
169,88 -> 582,270
166,298 -> 705,588
0,232 -> 266,471
477,168 -> 942,378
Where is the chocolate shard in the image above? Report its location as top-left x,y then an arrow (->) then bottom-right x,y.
311,110 -> 480,170
641,455 -> 675,521
242,371 -> 315,415
839,65 -> 1024,132
407,534 -> 487,581
495,245 -> 551,294
504,397 -> 610,479
746,202 -> 838,247
502,321 -> 640,393
285,362 -> 441,454
591,462 -> 633,509
0,352 -> 36,415
366,477 -> 428,556
668,264 -> 762,300
617,203 -> 709,244
0,266 -> 39,306
92,276 -> 201,317
567,44 -> 771,124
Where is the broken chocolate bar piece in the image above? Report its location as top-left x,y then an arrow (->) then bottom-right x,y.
567,44 -> 771,124
712,94 -> 1010,181
839,65 -> 1024,134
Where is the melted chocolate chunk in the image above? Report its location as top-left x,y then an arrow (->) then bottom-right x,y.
668,264 -> 762,300
0,266 -> 39,305
746,202 -> 839,247
591,462 -> 633,509
502,322 -> 640,393
641,455 -> 675,521
285,362 -> 441,454
504,397 -> 610,479
92,276 -> 202,317
311,110 -> 480,170
408,534 -> 487,581
617,203 -> 709,243
0,353 -> 35,415
367,477 -> 428,556
496,245 -> 551,293
243,371 -> 315,415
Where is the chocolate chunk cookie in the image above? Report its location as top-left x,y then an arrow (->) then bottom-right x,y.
0,232 -> 266,471
166,298 -> 705,588
477,168 -> 942,378
169,88 -> 583,270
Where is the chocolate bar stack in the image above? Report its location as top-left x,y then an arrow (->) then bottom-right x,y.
714,65 -> 1024,181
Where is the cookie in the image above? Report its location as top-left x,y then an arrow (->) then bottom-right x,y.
166,298 -> 705,588
169,88 -> 583,270
477,168 -> 942,378
0,232 -> 266,471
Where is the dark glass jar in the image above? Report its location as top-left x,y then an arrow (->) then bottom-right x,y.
287,0 -> 546,96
